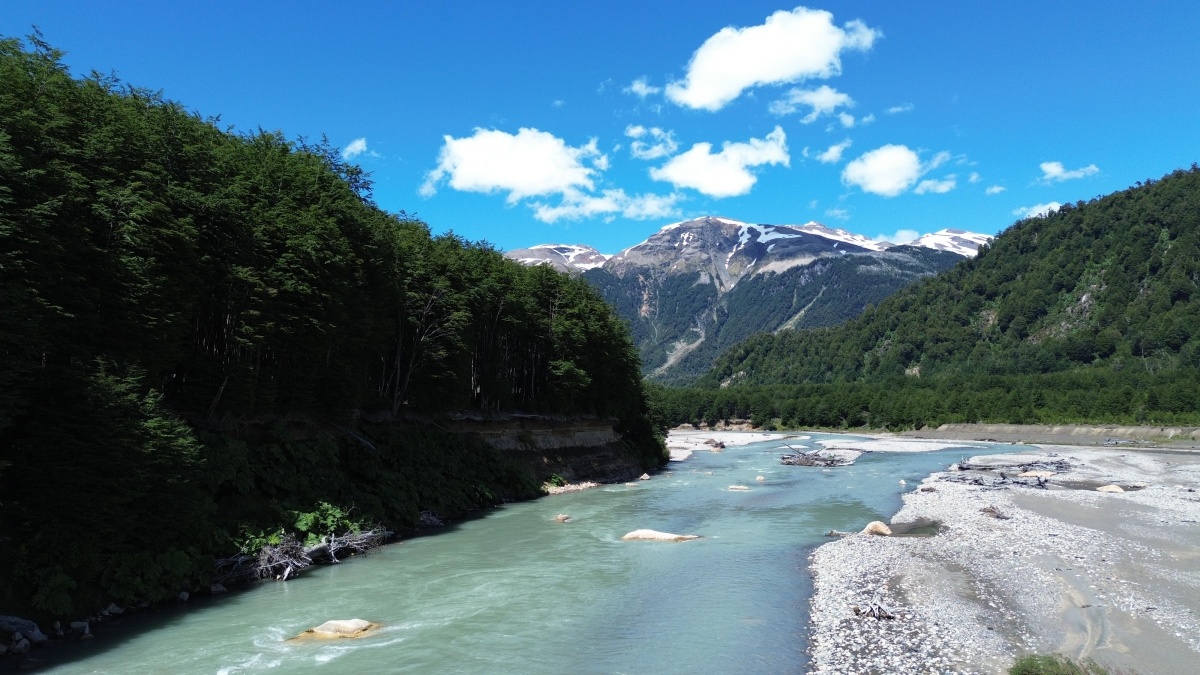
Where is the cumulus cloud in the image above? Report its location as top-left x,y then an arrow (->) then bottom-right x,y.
885,103 -> 914,114
874,229 -> 919,245
968,172 -> 981,183
914,175 -> 956,194
816,139 -> 852,164
842,145 -> 957,197
531,189 -> 681,223
342,137 -> 369,160
841,145 -> 921,197
665,7 -> 878,111
769,85 -> 853,123
838,112 -> 856,128
1013,201 -> 1061,218
985,185 -> 1006,195
420,127 -> 606,201
649,126 -> 789,198
1039,161 -> 1099,183
625,125 -> 679,160
625,77 -> 661,98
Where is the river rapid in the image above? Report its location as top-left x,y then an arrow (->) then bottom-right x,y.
40,433 -> 1013,674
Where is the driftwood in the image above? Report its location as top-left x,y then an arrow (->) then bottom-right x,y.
780,446 -> 860,467
980,505 -> 1011,520
852,594 -> 896,620
213,529 -> 388,586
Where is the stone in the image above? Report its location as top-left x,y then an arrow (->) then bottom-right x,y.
861,521 -> 892,536
727,485 -> 749,491
178,591 -> 190,602
69,621 -> 90,635
105,602 -> 124,615
755,476 -> 765,481
0,617 -> 47,645
639,473 -> 650,480
621,529 -> 700,542
211,583 -> 228,594
294,619 -> 379,640
10,636 -> 30,655
1097,484 -> 1125,493
624,482 -> 638,487
554,514 -> 571,523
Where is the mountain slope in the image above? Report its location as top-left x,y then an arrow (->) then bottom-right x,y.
509,217 -> 984,382
702,167 -> 1200,390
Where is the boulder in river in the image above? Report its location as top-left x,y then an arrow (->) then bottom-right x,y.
0,617 -> 48,646
621,529 -> 700,542
293,619 -> 379,640
639,473 -> 650,480
861,521 -> 892,536
554,514 -> 571,523
1097,484 -> 1125,493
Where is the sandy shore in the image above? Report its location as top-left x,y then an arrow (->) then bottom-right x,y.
808,441 -> 1200,674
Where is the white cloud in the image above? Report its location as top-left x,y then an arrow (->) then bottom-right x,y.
860,113 -> 875,125
874,229 -> 919,244
665,7 -> 879,111
838,112 -> 856,127
1013,201 -> 1061,218
531,189 -> 681,223
968,172 -> 981,183
649,126 -> 789,198
342,137 -> 369,160
927,151 -> 952,170
841,144 -> 922,197
1039,161 -> 1099,183
420,127 -> 605,201
768,85 -> 853,123
625,77 -> 661,98
985,185 -> 1006,195
552,99 -> 565,108
885,103 -> 914,114
625,125 -> 679,160
824,207 -> 850,221
816,139 -> 852,164
914,175 -> 956,194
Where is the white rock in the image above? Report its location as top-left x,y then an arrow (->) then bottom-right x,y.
861,521 -> 892,536
308,619 -> 376,637
621,529 -> 701,542
554,514 -> 571,523
756,476 -> 766,481
728,485 -> 750,491
639,473 -> 651,480
1097,484 -> 1124,493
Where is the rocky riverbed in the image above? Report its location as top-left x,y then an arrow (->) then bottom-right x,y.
808,445 -> 1200,674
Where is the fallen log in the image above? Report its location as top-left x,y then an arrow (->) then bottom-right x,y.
852,594 -> 896,620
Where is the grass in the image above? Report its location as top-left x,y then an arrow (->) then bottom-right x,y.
1009,654 -> 1123,675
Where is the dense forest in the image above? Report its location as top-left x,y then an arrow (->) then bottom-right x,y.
659,166 -> 1200,428
0,35 -> 664,618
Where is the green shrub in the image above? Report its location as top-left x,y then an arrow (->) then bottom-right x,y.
1009,654 -> 1112,675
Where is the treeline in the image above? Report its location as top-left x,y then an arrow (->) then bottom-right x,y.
0,35 -> 662,617
662,166 -> 1200,430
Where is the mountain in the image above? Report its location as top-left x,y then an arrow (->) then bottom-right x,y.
507,217 -> 988,383
505,243 -> 610,273
701,166 -> 1200,395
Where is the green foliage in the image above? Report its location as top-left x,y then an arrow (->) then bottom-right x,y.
1009,654 -> 1114,675
547,473 -> 567,487
0,34 -> 659,618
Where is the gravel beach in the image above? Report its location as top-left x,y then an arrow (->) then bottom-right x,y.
808,441 -> 1200,674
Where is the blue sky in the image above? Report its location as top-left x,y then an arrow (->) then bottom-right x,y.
4,1 -> 1199,254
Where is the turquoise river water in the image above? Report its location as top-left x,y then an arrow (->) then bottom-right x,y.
38,433 -> 1014,674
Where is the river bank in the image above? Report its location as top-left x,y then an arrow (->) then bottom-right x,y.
807,438 -> 1200,674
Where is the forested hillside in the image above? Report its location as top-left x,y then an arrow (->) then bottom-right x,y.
661,167 -> 1200,428
0,35 -> 663,617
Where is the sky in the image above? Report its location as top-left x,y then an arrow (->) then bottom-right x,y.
4,1 -> 1199,254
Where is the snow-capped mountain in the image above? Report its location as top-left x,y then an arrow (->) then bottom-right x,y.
504,243 -> 610,273
505,217 -> 992,382
907,229 -> 992,257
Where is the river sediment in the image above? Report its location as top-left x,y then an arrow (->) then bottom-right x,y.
808,443 -> 1200,674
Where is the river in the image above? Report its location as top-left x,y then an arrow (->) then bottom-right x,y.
39,433 -> 1010,674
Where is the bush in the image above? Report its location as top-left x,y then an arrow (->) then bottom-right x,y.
1009,654 -> 1113,675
